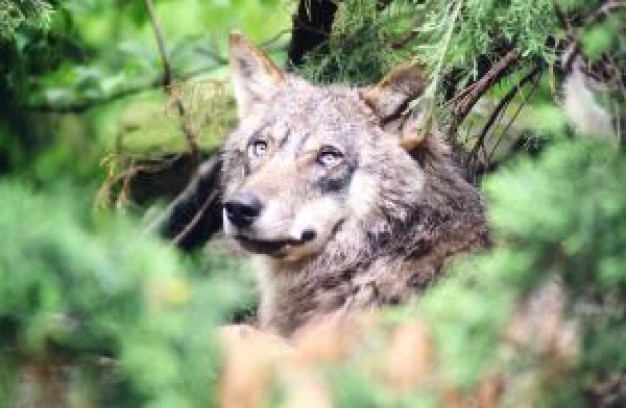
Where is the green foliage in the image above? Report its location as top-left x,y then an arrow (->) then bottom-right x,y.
0,0 -> 53,39
298,0 -> 624,153
0,182 -> 252,405
1,0 -> 290,180
298,0 -> 413,84
114,82 -> 236,155
496,142 -> 626,376
419,138 -> 626,401
1,0 -> 625,405
298,0 -> 559,85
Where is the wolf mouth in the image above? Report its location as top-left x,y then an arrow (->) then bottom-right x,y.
234,235 -> 307,256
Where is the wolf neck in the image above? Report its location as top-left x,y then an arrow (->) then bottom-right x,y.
256,155 -> 488,336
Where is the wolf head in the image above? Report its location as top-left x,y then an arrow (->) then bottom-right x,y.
222,33 -> 442,263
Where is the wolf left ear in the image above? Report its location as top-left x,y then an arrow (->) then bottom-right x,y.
229,33 -> 285,119
361,64 -> 431,151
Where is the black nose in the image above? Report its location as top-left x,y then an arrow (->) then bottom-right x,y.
224,192 -> 263,228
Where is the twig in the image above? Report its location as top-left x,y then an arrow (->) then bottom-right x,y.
486,68 -> 542,166
172,189 -> 219,247
259,28 -> 292,49
586,0 -> 626,25
144,0 -> 171,85
554,4 -> 579,72
557,1 -> 626,73
144,0 -> 200,170
466,63 -> 543,179
194,46 -> 228,65
447,81 -> 476,106
449,49 -> 520,135
24,81 -> 160,113
97,154 -> 183,208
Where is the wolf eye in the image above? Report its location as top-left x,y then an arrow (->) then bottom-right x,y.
317,146 -> 343,168
249,139 -> 268,158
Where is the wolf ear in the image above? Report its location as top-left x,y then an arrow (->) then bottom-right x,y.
229,33 -> 285,119
361,64 -> 431,151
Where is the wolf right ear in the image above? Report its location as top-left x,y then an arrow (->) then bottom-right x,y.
361,64 -> 432,151
229,33 -> 285,119
361,64 -> 426,121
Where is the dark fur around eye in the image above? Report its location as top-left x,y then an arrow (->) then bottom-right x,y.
317,146 -> 344,167
317,160 -> 355,193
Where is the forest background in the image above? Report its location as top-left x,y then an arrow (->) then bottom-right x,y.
0,0 -> 625,406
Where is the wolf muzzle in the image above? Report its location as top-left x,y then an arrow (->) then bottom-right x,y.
224,191 -> 319,257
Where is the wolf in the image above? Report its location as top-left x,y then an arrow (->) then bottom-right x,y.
220,33 -> 488,336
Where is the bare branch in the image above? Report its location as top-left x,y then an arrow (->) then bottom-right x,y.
22,66 -> 220,113
157,156 -> 224,250
587,0 -> 626,25
144,0 -> 200,170
557,1 -> 626,74
449,49 -> 520,135
486,70 -> 542,166
194,46 -> 228,65
24,80 -> 161,114
466,64 -> 543,179
259,28 -> 292,50
144,0 -> 171,86
172,189 -> 219,247
97,153 -> 184,208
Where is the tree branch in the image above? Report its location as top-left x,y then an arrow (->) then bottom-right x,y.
172,189 -> 219,247
485,69 -> 542,166
144,0 -> 200,170
587,0 -> 626,25
194,46 -> 228,65
466,63 -> 543,179
448,49 -> 520,135
21,66 -> 220,113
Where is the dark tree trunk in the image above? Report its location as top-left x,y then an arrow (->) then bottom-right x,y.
287,0 -> 338,67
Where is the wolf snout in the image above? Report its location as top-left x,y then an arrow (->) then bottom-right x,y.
224,192 -> 263,228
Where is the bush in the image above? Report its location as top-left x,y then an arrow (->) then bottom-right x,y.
421,138 -> 626,403
0,181 -> 252,406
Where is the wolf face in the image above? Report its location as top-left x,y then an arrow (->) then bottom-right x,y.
222,34 -> 429,263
